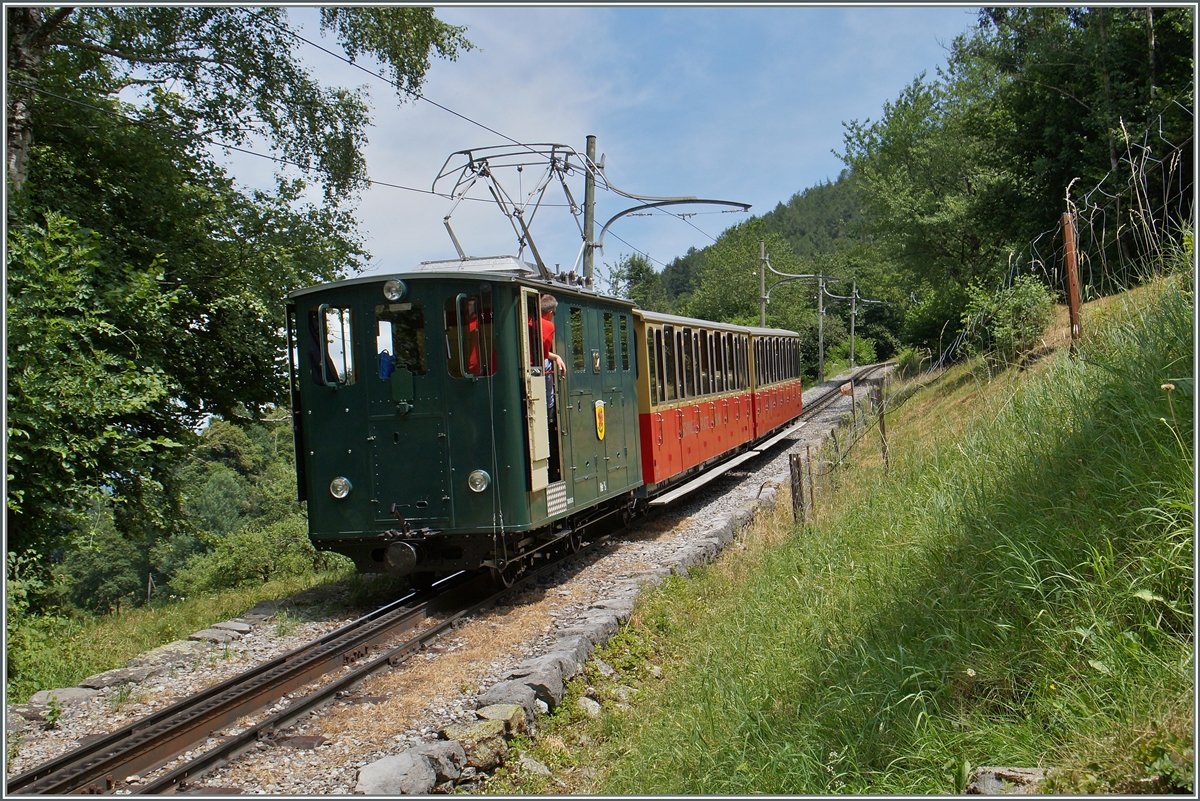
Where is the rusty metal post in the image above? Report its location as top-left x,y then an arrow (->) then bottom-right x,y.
1063,212 -> 1082,348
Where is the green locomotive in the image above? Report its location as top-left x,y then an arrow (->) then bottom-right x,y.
287,256 -> 641,587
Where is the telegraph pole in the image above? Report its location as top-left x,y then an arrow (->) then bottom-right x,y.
759,240 -> 767,326
583,134 -> 597,286
817,276 -> 825,383
850,279 -> 857,368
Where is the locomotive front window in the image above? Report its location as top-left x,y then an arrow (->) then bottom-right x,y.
309,305 -> 356,386
375,303 -> 427,378
444,293 -> 496,378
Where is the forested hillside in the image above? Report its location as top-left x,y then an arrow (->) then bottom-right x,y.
610,7 -> 1192,375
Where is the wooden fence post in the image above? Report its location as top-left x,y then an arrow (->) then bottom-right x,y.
805,444 -> 815,513
789,453 -> 806,522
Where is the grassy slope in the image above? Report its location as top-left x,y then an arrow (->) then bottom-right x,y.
483,275 -> 1193,795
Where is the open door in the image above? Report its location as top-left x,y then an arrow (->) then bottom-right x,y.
519,288 -> 551,491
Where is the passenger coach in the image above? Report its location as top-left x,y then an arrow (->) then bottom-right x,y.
634,311 -> 803,494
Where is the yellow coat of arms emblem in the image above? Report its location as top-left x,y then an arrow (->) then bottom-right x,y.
594,399 -> 606,441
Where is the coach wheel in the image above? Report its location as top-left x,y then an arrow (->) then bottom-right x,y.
410,571 -> 435,592
566,531 -> 582,554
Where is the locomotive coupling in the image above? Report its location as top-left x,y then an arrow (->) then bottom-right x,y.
384,541 -> 421,575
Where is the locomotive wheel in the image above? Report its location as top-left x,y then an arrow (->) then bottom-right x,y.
489,560 -> 519,589
409,571 -> 435,591
566,530 -> 582,554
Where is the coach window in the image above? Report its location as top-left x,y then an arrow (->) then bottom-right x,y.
662,325 -> 677,401
309,305 -> 356,386
570,306 -> 585,372
681,327 -> 695,398
444,294 -> 495,379
376,302 -> 427,379
647,327 -> 658,404
657,326 -> 667,402
699,331 -> 711,396
711,333 -> 722,393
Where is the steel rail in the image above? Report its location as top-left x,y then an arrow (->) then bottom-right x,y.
138,556 -> 579,795
5,578 -> 468,795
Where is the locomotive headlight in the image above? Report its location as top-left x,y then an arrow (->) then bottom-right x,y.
329,476 -> 353,499
382,279 -> 406,301
467,470 -> 491,493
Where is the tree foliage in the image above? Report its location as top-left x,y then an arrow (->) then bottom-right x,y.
5,7 -> 471,576
606,252 -> 670,312
6,6 -> 471,196
839,6 -> 1193,344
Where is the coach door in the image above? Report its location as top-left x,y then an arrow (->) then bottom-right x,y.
519,288 -> 551,492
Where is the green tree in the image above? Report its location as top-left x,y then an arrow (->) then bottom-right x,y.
683,221 -> 816,335
6,7 -> 471,569
6,7 -> 472,195
6,213 -> 179,555
606,252 -> 670,312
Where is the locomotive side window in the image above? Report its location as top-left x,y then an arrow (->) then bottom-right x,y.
444,293 -> 496,378
620,316 -> 631,371
604,312 -> 616,371
309,305 -> 356,386
570,306 -> 585,372
375,303 -> 427,379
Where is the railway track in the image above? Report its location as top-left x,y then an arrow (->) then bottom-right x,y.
6,563 -> 564,795
8,365 -> 888,795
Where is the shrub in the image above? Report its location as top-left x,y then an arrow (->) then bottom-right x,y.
830,335 -> 877,366
171,515 -> 323,596
895,346 -> 930,379
961,275 -> 1054,364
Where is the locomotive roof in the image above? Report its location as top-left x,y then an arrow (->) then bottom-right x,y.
287,255 -> 634,307
637,308 -> 798,338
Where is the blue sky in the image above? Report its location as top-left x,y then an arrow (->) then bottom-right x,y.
229,5 -> 981,282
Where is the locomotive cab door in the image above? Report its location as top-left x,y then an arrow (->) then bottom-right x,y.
519,288 -> 551,492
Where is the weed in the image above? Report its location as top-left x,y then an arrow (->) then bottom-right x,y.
273,609 -> 298,638
107,682 -> 134,712
43,696 -> 62,730
7,729 -> 24,764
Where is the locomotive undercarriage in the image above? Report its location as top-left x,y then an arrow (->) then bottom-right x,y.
315,491 -> 640,588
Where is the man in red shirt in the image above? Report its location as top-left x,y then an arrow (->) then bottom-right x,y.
540,294 -> 565,482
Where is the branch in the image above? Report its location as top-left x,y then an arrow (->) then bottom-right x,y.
46,37 -> 217,67
34,7 -> 76,44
